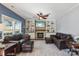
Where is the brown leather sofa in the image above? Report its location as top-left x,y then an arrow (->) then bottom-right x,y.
3,34 -> 24,54
3,34 -> 34,53
2,36 -> 20,55
12,34 -> 23,41
50,33 -> 74,50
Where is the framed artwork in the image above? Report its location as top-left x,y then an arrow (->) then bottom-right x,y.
0,31 -> 2,39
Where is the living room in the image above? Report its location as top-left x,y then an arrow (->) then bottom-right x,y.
0,1 -> 79,57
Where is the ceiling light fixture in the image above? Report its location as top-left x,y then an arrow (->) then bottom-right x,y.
11,5 -> 15,8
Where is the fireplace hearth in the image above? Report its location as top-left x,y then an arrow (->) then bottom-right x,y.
37,32 -> 44,39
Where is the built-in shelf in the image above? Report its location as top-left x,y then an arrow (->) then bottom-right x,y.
25,19 -> 56,39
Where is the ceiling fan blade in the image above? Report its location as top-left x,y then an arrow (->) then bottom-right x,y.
43,15 -> 49,17
37,12 -> 50,19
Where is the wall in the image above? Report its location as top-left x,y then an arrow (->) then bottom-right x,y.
57,5 -> 79,36
0,4 -> 25,33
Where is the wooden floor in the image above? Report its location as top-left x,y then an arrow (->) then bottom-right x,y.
17,40 -> 71,56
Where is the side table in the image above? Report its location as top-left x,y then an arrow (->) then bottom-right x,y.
69,43 -> 79,56
45,37 -> 53,44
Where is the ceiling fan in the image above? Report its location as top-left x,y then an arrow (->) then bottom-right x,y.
37,12 -> 50,19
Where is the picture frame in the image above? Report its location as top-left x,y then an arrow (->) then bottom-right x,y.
0,30 -> 2,39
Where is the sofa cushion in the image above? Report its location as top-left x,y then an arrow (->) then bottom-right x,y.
56,33 -> 62,39
56,33 -> 65,39
61,34 -> 67,39
12,34 -> 23,41
3,36 -> 13,43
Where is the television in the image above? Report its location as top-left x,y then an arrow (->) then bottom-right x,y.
36,21 -> 45,28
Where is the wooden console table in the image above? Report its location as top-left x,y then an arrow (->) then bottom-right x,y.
0,42 -> 17,56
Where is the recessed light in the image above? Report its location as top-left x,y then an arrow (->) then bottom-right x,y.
11,5 -> 15,8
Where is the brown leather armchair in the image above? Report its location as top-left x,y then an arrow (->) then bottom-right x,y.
22,34 -> 34,52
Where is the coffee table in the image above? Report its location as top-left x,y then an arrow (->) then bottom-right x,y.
0,42 -> 17,56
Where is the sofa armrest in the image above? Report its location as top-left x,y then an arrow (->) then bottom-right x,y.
56,39 -> 67,49
50,35 -> 56,39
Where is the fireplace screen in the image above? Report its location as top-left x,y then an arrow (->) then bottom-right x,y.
37,33 -> 44,38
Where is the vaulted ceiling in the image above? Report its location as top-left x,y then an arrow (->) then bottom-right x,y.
2,3 -> 78,20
